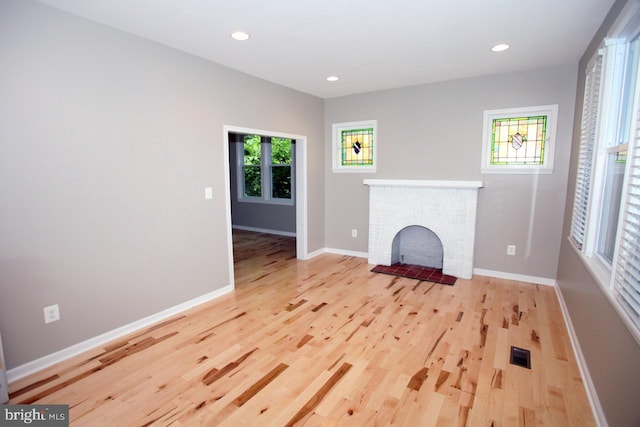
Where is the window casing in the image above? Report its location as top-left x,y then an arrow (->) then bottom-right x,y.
332,120 -> 377,173
570,3 -> 640,342
481,105 -> 558,174
237,135 -> 294,205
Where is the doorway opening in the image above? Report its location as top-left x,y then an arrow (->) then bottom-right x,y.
223,125 -> 307,286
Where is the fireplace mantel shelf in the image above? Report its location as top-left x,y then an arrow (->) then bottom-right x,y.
363,179 -> 483,189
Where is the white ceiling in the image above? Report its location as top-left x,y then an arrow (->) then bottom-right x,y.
36,0 -> 615,99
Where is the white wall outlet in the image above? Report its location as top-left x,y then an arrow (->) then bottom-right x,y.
351,229 -> 358,238
204,187 -> 213,200
44,304 -> 60,324
507,245 -> 516,256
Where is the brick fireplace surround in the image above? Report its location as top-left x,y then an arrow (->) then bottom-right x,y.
364,179 -> 483,279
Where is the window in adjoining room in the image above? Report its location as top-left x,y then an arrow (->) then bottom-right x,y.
481,105 -> 558,174
236,134 -> 294,205
270,137 -> 293,200
332,120 -> 377,173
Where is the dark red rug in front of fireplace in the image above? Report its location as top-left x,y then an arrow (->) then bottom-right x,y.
371,263 -> 457,286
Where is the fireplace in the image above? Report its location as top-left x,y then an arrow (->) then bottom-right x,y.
392,225 -> 443,269
364,179 -> 483,279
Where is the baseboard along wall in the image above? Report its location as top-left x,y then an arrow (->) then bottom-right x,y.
7,285 -> 233,383
7,250 -> 602,427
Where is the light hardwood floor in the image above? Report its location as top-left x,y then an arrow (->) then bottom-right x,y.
9,230 -> 595,426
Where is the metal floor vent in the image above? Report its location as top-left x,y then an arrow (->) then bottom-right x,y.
510,346 -> 531,369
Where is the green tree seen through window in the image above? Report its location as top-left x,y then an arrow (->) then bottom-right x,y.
243,135 -> 262,197
271,137 -> 292,199
242,135 -> 292,200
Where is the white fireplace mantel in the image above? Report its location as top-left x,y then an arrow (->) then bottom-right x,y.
364,179 -> 483,189
364,179 -> 483,279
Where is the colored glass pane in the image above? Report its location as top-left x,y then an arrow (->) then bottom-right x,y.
490,116 -> 547,165
341,128 -> 374,166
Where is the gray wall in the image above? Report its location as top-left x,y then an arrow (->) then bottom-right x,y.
324,64 -> 578,280
0,0 -> 324,368
228,139 -> 296,234
557,0 -> 640,425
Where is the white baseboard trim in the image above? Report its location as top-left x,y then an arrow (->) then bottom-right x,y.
315,247 -> 369,259
304,247 -> 326,259
307,254 -> 558,287
232,225 -> 296,237
473,268 -> 557,287
7,285 -> 234,383
553,285 -> 607,426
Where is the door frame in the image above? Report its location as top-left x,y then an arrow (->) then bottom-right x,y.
223,125 -> 308,286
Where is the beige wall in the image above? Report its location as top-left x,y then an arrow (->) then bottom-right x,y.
0,0 -> 324,368
324,64 -> 578,280
557,0 -> 640,425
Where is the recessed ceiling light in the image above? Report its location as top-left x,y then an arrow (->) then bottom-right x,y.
326,76 -> 339,82
491,43 -> 510,52
230,31 -> 250,41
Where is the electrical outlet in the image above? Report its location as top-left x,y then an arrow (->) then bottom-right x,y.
507,245 -> 516,256
44,304 -> 60,324
351,229 -> 358,238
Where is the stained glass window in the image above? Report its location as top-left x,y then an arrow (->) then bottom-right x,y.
332,120 -> 377,173
481,105 -> 557,174
341,128 -> 374,167
490,115 -> 547,165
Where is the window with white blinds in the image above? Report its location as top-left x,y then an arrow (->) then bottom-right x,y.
613,112 -> 640,330
570,54 -> 603,249
569,2 -> 640,341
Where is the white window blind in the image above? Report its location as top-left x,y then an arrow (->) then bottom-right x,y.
613,108 -> 640,329
571,54 -> 604,249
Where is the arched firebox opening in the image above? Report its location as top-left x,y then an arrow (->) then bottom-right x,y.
391,225 -> 443,269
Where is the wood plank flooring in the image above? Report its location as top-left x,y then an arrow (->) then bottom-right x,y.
8,230 -> 595,426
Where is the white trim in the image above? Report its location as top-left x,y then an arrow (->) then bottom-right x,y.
324,248 -> 369,258
295,134 -> 308,260
481,104 -> 558,174
232,224 -> 296,237
222,130 -> 236,291
303,247 -> 326,260
224,125 -> 308,260
554,284 -> 608,427
306,252 -> 557,286
7,286 -> 233,383
332,120 -> 377,173
307,247 -> 369,259
473,268 -> 557,287
363,179 -> 483,189
606,0 -> 640,42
